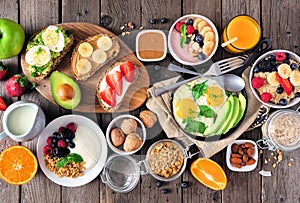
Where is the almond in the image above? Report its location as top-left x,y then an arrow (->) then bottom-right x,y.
245,142 -> 254,148
238,148 -> 244,155
242,154 -> 249,162
246,158 -> 256,165
231,153 -> 242,158
231,163 -> 242,168
247,148 -> 254,157
241,144 -> 247,149
230,157 -> 242,164
231,144 -> 239,153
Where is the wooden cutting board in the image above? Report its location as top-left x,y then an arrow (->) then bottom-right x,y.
21,22 -> 150,113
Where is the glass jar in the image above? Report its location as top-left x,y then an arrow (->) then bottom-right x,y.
257,108 -> 300,151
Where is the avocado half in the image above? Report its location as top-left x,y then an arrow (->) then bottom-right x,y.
50,71 -> 81,110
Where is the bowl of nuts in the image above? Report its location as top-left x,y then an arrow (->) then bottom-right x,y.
145,139 -> 187,181
226,140 -> 258,172
106,115 -> 146,155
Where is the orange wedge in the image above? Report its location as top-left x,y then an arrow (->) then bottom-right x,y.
190,158 -> 227,190
0,145 -> 38,185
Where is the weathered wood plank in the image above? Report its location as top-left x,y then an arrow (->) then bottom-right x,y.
19,0 -> 61,203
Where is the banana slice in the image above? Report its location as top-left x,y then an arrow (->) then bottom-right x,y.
193,18 -> 202,29
97,36 -> 113,51
278,63 -> 292,79
78,42 -> 93,57
267,72 -> 280,86
92,49 -> 107,64
202,41 -> 215,56
197,21 -> 208,33
204,31 -> 215,43
76,58 -> 92,75
200,26 -> 212,36
290,70 -> 300,86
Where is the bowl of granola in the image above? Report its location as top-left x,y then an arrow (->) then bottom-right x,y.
168,14 -> 219,66
249,50 -> 300,108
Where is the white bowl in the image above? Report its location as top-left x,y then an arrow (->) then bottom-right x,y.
168,14 -> 219,66
106,115 -> 146,155
226,139 -> 258,172
249,50 -> 300,108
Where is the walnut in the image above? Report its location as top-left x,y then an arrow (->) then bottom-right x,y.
120,118 -> 137,134
139,110 -> 157,128
123,133 -> 143,152
110,128 -> 125,147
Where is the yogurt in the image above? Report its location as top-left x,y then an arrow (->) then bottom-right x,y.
71,125 -> 101,169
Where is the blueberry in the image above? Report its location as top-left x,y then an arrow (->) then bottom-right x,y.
253,66 -> 261,73
149,18 -> 156,24
283,59 -> 290,64
267,54 -> 275,61
161,189 -> 168,194
160,18 -> 167,23
198,52 -> 206,61
186,18 -> 194,25
62,128 -> 75,139
285,53 -> 291,60
279,98 -> 287,106
156,181 -> 163,187
52,137 -> 58,143
51,143 -> 57,148
271,67 -> 277,72
65,138 -> 72,143
53,148 -> 59,156
194,34 -> 203,43
53,132 -> 61,139
276,86 -> 284,94
68,142 -> 76,148
193,29 -> 198,35
290,63 -> 298,70
295,92 -> 300,98
181,182 -> 188,188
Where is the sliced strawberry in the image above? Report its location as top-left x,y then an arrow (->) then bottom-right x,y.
0,62 -> 8,80
100,87 -> 116,108
120,61 -> 135,82
0,96 -> 7,111
106,71 -> 123,96
276,73 -> 293,95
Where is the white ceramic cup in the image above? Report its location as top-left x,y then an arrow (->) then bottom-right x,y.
0,100 -> 46,142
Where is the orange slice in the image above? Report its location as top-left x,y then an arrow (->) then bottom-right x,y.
0,145 -> 38,185
190,158 -> 227,190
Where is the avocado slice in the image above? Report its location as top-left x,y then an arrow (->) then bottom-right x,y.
203,101 -> 231,136
215,95 -> 235,135
232,93 -> 247,128
50,71 -> 81,109
223,96 -> 240,134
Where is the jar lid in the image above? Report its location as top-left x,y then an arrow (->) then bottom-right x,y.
100,154 -> 140,193
266,110 -> 300,151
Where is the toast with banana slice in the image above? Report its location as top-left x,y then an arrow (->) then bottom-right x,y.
96,61 -> 138,112
71,34 -> 120,80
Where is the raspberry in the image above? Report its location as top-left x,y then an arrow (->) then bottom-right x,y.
58,127 -> 65,133
261,92 -> 272,102
43,145 -> 53,156
66,122 -> 77,133
46,137 -> 53,145
186,25 -> 194,35
251,77 -> 264,89
57,140 -> 68,148
175,21 -> 185,32
275,52 -> 286,62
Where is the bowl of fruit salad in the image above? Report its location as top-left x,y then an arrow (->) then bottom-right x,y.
250,50 -> 300,108
168,14 -> 219,66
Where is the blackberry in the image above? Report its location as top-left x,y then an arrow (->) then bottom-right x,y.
283,59 -> 290,64
62,128 -> 75,139
267,54 -> 275,61
285,53 -> 291,60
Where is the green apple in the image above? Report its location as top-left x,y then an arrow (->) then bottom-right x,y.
0,18 -> 25,59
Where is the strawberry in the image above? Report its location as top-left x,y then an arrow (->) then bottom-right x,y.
106,71 -> 123,96
120,61 -> 135,82
0,61 -> 8,80
186,25 -> 194,35
276,72 -> 293,95
0,96 -> 7,111
5,74 -> 34,97
100,87 -> 116,108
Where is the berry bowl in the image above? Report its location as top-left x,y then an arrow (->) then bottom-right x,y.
106,115 -> 146,155
249,50 -> 300,108
168,14 -> 219,66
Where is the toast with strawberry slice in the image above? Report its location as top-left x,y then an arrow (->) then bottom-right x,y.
96,61 -> 138,112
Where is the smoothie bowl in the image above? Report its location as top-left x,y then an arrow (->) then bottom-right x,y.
168,14 -> 219,66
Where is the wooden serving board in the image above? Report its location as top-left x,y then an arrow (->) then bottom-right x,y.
21,22 -> 150,113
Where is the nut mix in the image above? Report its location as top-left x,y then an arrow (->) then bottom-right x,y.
148,141 -> 184,178
230,142 -> 256,168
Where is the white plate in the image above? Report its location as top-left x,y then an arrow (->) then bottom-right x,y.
37,114 -> 108,187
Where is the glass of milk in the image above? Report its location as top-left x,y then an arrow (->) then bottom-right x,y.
0,100 -> 46,142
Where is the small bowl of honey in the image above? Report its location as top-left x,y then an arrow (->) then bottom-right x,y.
136,29 -> 167,62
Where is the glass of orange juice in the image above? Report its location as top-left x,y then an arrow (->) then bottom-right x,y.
221,15 -> 261,53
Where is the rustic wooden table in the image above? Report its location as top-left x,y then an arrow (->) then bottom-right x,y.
0,0 -> 299,202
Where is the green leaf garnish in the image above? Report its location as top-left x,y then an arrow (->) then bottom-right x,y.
192,81 -> 208,100
184,120 -> 206,134
36,47 -> 42,54
68,153 -> 84,163
56,157 -> 68,168
198,105 -> 215,118
56,153 -> 84,168
179,24 -> 187,48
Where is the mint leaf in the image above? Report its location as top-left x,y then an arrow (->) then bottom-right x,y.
179,24 -> 187,48
184,121 -> 206,134
68,153 -> 83,163
198,105 -> 215,118
56,157 -> 68,168
180,36 -> 187,48
192,81 -> 208,100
